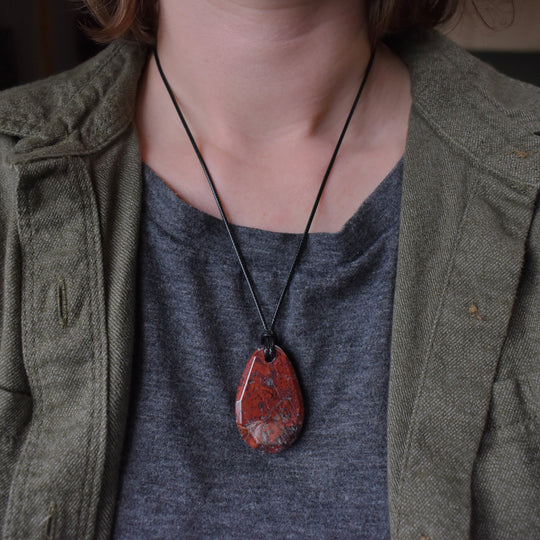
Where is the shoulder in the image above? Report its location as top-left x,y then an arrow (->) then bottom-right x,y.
393,30 -> 540,188
397,30 -> 540,112
394,30 -> 540,124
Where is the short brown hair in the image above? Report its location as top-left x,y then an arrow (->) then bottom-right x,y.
81,0 -> 462,46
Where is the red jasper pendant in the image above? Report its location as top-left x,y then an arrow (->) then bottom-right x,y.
235,346 -> 304,453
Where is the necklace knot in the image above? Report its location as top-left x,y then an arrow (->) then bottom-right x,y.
261,330 -> 276,362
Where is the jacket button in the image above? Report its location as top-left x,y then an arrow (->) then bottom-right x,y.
420,535 -> 430,540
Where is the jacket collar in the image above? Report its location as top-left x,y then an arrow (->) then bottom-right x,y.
394,30 -> 540,186
0,40 -> 147,162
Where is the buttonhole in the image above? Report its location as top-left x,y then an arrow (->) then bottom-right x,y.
57,278 -> 68,327
44,501 -> 57,540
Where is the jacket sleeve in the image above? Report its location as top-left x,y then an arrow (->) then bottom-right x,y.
0,133 -> 33,525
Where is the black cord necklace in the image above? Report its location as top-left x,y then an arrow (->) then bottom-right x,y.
154,48 -> 375,453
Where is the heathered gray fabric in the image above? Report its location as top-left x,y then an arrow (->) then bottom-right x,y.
112,158 -> 403,538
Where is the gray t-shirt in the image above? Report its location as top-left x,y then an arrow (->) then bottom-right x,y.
113,158 -> 403,538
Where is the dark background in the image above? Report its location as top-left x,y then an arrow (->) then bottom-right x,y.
1,1 -> 539,91
0,0 -> 101,90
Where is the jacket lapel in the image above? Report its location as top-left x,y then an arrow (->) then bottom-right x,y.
388,32 -> 540,538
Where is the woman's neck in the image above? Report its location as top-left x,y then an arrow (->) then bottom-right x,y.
137,0 -> 411,233
154,0 -> 372,148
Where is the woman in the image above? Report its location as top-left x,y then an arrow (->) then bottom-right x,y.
0,0 -> 538,537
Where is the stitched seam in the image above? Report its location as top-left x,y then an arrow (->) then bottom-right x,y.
394,163 -> 481,535
74,157 -> 108,538
25,182 -> 46,539
82,158 -> 109,538
71,158 -> 98,539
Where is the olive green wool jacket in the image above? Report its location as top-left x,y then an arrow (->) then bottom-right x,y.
0,31 -> 539,539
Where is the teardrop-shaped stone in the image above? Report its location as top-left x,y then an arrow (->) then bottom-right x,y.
235,346 -> 304,453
